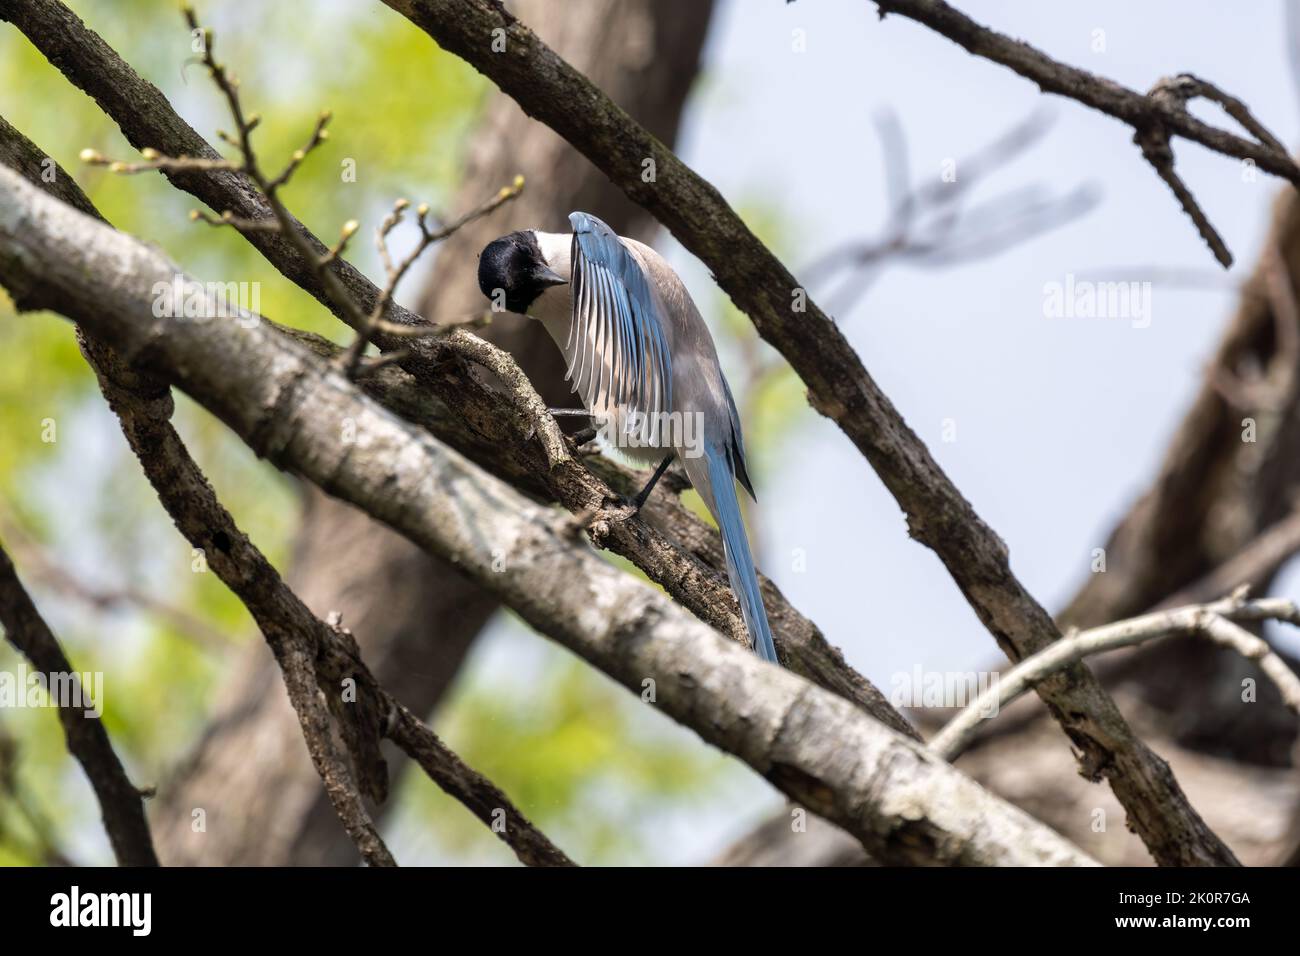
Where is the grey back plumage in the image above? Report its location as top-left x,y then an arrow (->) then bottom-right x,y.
518,212 -> 776,662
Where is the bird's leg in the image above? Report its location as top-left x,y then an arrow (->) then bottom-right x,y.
631,455 -> 674,512
548,407 -> 599,447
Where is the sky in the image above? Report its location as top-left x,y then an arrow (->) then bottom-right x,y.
459,0 -> 1300,862
675,0 -> 1300,678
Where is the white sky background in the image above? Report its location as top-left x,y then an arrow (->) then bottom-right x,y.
671,0 -> 1300,683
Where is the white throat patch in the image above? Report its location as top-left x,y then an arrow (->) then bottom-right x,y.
531,230 -> 572,279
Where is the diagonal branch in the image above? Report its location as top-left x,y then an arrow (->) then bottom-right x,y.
866,1 -> 1298,265
0,0 -> 426,330
0,541 -> 159,867
8,0 -> 1229,863
0,169 -> 1097,865
82,332 -> 570,866
932,592 -> 1300,760
0,118 -> 570,868
373,0 -> 1238,867
3,2 -> 915,740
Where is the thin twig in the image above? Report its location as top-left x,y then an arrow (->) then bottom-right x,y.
0,7 -> 921,742
931,591 -> 1300,759
1135,77 -> 1234,268
337,178 -> 523,376
0,166 -> 1098,866
804,108 -> 1100,312
6,99 -> 565,867
0,541 -> 159,867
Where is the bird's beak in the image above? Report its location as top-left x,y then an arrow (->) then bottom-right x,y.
535,265 -> 568,287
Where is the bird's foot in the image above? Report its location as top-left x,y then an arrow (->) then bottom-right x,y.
623,455 -> 674,514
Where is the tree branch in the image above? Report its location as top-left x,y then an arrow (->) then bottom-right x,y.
372,0 -> 1239,866
0,0 -> 427,331
866,1 -> 1298,265
0,118 -> 571,868
10,0 -> 1234,864
0,0 -> 917,741
932,592 -> 1300,760
0,540 -> 158,866
0,169 -> 1098,865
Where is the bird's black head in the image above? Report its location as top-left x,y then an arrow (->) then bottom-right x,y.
478,230 -> 567,315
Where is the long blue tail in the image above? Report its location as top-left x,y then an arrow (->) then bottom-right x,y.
705,446 -> 779,664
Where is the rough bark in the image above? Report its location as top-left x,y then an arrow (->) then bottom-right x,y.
376,0 -> 1239,867
8,0 -> 910,735
1,114 -> 576,869
0,170 -> 1097,866
722,185 -> 1300,868
136,0 -> 716,864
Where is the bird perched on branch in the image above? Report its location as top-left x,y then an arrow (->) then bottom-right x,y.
478,212 -> 778,664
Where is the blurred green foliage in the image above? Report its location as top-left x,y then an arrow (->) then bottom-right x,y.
0,1 -> 787,866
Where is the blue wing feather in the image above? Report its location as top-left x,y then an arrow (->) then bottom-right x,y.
569,212 -> 673,428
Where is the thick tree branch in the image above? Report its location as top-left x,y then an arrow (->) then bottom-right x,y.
374,0 -> 1237,866
0,0 -> 915,740
10,0 -> 1233,863
0,121 -> 570,868
0,0 -> 427,330
149,0 -> 719,866
82,333 -> 570,866
0,541 -> 158,866
0,171 -> 1097,865
11,0 -> 1230,864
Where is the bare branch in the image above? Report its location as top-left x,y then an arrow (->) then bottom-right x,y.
2,3 -> 915,739
10,0 -> 1236,863
0,118 -> 570,868
932,592 -> 1300,759
0,540 -> 158,867
337,180 -> 524,377
0,170 -> 1098,865
1158,504 -> 1300,610
372,0 -> 1240,867
804,109 -> 1100,312
864,1 -> 1298,264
